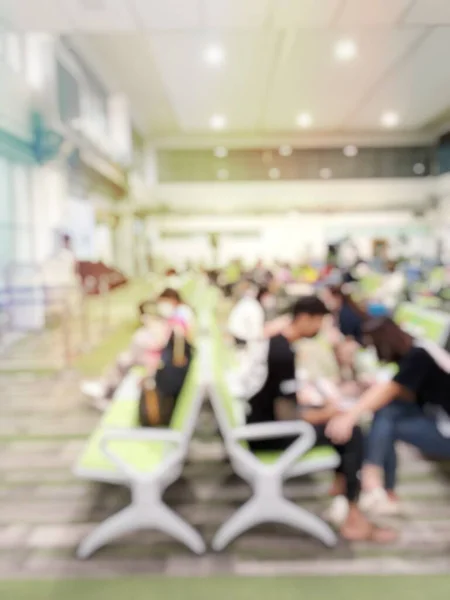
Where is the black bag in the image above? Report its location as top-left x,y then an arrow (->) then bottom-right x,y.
138,329 -> 192,427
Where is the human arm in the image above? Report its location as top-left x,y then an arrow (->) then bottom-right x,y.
325,349 -> 432,443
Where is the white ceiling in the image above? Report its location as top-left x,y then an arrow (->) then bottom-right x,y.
4,0 -> 450,145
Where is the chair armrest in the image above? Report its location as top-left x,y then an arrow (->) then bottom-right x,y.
232,420 -> 315,443
99,427 -> 183,478
101,427 -> 183,445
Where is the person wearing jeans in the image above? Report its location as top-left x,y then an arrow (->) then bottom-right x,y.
362,399 -> 450,513
325,317 -> 450,517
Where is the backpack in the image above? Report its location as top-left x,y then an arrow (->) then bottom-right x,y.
138,328 -> 192,427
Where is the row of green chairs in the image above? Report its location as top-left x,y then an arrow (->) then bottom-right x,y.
207,320 -> 340,550
74,277 -> 212,558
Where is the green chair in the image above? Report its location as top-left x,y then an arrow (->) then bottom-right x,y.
74,357 -> 207,558
208,324 -> 339,551
393,302 -> 450,346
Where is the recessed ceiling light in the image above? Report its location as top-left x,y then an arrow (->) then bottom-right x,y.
343,145 -> 358,158
334,39 -> 357,62
217,168 -> 229,180
204,45 -> 225,66
320,168 -> 332,180
214,146 -> 228,158
296,113 -> 313,128
413,162 -> 426,176
210,114 -> 227,130
279,145 -> 293,157
381,111 -> 399,128
268,167 -> 281,180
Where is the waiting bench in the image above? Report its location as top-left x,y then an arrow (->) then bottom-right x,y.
74,357 -> 207,558
208,322 -> 339,551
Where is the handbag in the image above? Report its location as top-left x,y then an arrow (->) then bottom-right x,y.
138,327 -> 192,427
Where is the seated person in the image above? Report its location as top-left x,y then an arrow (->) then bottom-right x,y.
231,296 -> 394,542
370,261 -> 406,313
227,284 -> 276,345
141,288 -> 193,335
326,317 -> 450,516
82,289 -> 192,410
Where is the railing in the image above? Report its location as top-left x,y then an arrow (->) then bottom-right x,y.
0,271 -> 120,371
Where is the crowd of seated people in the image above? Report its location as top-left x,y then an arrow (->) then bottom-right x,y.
81,257 -> 450,545
220,258 -> 450,543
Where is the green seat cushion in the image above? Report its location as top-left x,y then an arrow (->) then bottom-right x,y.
255,445 -> 339,465
394,303 -> 450,344
77,401 -> 168,475
77,360 -> 200,476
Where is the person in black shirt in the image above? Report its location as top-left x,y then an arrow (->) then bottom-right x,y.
326,317 -> 450,515
321,284 -> 366,345
236,296 -> 394,542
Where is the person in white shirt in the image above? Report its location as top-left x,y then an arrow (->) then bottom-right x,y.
227,285 -> 276,345
372,261 -> 406,312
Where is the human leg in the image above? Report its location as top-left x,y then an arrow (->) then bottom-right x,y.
315,424 -> 396,542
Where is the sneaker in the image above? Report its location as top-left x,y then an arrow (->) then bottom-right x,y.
81,380 -> 106,399
359,488 -> 401,517
324,495 -> 349,527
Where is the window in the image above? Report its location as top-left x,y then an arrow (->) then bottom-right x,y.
57,60 -> 81,125
0,158 -> 33,271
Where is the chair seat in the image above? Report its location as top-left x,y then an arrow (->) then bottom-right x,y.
76,360 -> 200,478
254,445 -> 339,465
76,400 -> 171,476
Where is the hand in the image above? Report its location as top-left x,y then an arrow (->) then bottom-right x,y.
325,412 -> 357,444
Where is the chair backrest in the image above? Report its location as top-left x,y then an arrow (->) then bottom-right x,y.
209,321 -> 247,446
394,302 -> 450,346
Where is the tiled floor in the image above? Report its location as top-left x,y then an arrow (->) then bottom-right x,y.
1,371 -> 450,579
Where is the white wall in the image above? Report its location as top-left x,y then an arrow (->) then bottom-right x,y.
0,62 -> 32,140
151,178 -> 432,214
32,165 -> 68,263
145,178 -> 435,266
147,211 -> 433,266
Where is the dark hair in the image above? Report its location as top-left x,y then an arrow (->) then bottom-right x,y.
158,288 -> 182,303
326,284 -> 369,321
290,296 -> 330,318
362,317 -> 413,363
256,286 -> 270,303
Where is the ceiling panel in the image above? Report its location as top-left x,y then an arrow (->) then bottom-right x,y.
1,0 -> 74,31
68,0 -> 136,32
273,0 -> 342,29
404,0 -> 450,25
72,34 -> 179,133
337,0 -> 412,26
147,31 -> 277,131
351,28 -> 450,128
203,0 -> 271,29
264,28 -> 423,130
131,0 -> 201,30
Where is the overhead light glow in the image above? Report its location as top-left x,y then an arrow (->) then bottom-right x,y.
343,145 -> 358,158
210,114 -> 227,130
413,162 -> 426,176
381,111 -> 399,128
320,167 -> 332,180
204,45 -> 225,66
217,168 -> 229,180
334,39 -> 357,62
279,145 -> 293,157
296,113 -> 313,128
269,167 -> 281,180
214,146 -> 228,158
